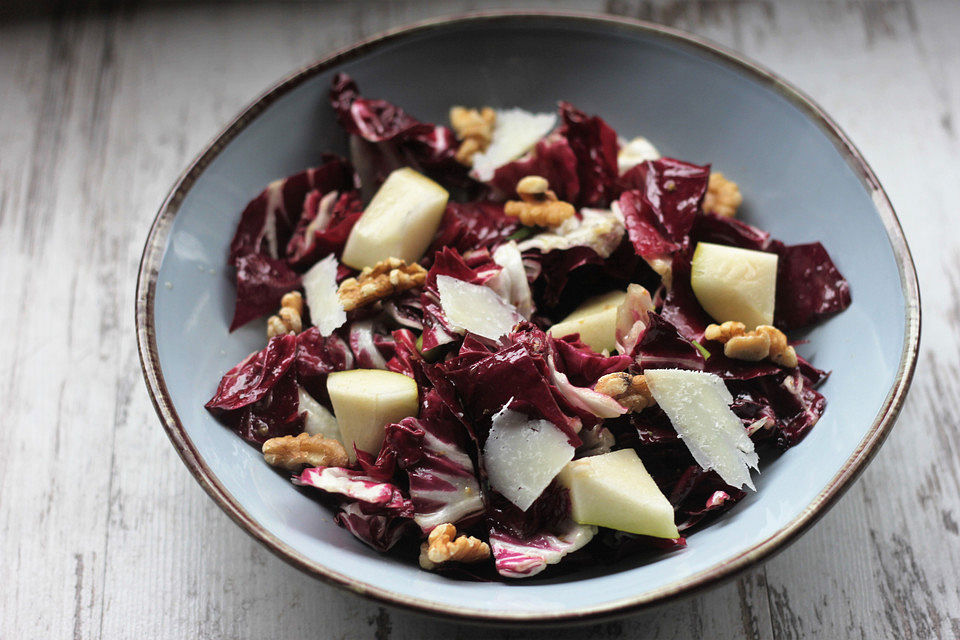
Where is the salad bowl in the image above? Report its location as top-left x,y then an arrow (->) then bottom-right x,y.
136,12 -> 920,623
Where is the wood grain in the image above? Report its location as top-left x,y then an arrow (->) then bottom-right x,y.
1,1 -> 955,638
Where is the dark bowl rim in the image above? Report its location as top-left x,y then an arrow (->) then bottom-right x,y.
135,10 -> 921,625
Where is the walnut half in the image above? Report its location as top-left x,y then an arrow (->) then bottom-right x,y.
267,291 -> 304,339
504,175 -> 576,227
704,321 -> 797,368
262,433 -> 349,471
702,172 -> 743,218
595,372 -> 656,412
450,106 -> 496,166
337,257 -> 427,311
418,523 -> 490,570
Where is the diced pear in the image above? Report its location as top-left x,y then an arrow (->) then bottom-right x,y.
690,242 -> 778,330
326,369 -> 419,462
341,168 -> 449,269
297,386 -> 341,442
436,275 -> 522,340
644,369 -> 759,490
301,254 -> 347,336
483,405 -> 575,511
548,290 -> 628,353
557,449 -> 679,538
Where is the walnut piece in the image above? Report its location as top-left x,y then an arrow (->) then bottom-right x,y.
450,106 -> 496,166
724,332 -> 771,361
418,523 -> 491,570
702,172 -> 743,218
261,432 -> 349,471
504,175 -> 576,227
267,291 -> 304,338
337,257 -> 427,312
704,321 -> 798,368
595,372 -> 656,412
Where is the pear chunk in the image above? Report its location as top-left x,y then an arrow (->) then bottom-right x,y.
547,290 -> 627,353
690,242 -> 778,330
341,168 -> 449,269
644,368 -> 759,490
326,369 -> 419,462
557,449 -> 679,538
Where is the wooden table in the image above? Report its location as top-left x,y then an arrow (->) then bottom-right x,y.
2,1 -> 956,637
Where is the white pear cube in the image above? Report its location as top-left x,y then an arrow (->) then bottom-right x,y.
483,406 -> 575,511
690,242 -> 778,330
326,369 -> 419,462
341,168 -> 449,269
301,254 -> 347,336
297,386 -> 341,442
644,369 -> 759,490
548,290 -> 628,353
436,275 -> 522,340
557,449 -> 679,538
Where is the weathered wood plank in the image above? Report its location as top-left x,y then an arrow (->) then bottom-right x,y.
1,2 -> 956,639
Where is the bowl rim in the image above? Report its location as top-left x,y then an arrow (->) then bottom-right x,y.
135,10 -> 921,624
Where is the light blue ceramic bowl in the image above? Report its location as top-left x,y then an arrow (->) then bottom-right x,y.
136,13 -> 920,623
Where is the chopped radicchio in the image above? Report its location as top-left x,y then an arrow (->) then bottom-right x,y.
489,520 -> 597,579
229,254 -> 301,332
329,73 -> 473,194
557,102 -> 620,208
205,334 -> 302,444
425,201 -> 521,262
772,241 -> 852,330
227,156 -> 357,330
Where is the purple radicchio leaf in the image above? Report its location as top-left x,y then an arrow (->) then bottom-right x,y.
557,101 -> 620,208
398,391 -> 485,533
294,326 -> 354,405
329,73 -> 474,195
771,241 -> 852,331
228,156 -> 356,265
205,334 -> 303,444
488,518 -> 597,579
295,466 -> 415,552
488,133 -> 580,203
285,190 -> 363,270
229,253 -> 301,332
423,201 -> 521,264
618,158 -> 710,261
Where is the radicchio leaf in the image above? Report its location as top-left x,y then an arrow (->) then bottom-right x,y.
772,241 -> 852,330
329,73 -> 472,193
424,202 -> 521,263
295,327 -> 354,404
228,158 -> 356,264
334,501 -> 413,552
557,102 -> 620,208
399,392 -> 484,532
488,519 -> 597,579
205,334 -> 302,444
285,190 -> 363,270
618,158 -> 709,265
489,134 -> 580,203
229,254 -> 301,332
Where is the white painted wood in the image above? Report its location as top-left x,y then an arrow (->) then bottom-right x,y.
1,2 -> 956,638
